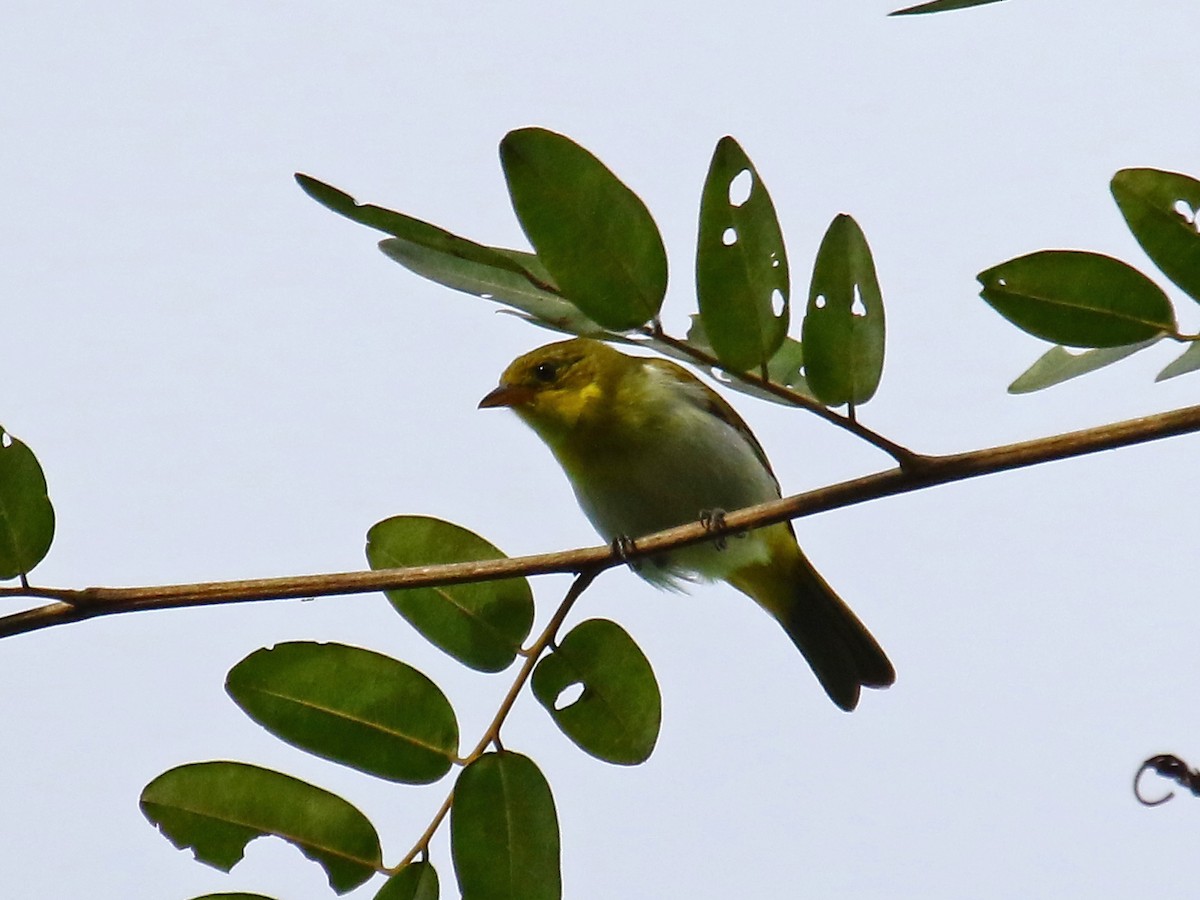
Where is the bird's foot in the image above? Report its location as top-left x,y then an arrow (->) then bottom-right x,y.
611,534 -> 640,571
699,508 -> 728,551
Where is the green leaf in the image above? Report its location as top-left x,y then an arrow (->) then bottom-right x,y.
377,238 -> 605,336
140,762 -> 381,895
0,427 -> 55,580
1008,338 -> 1161,393
297,172 -> 614,337
890,0 -> 1005,14
366,516 -> 534,673
297,172 -> 605,336
226,642 -> 459,784
451,752 -> 560,900
500,128 -> 667,331
1156,341 -> 1200,382
695,136 -> 789,372
801,214 -> 886,406
296,174 -> 547,284
764,338 -> 813,397
376,862 -> 440,900
531,619 -> 660,765
189,894 -> 280,900
978,250 -> 1177,347
1111,168 -> 1200,304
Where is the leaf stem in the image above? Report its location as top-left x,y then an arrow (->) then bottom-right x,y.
466,569 -> 597,760
395,790 -> 454,870
643,328 -> 923,468
390,568 -> 598,872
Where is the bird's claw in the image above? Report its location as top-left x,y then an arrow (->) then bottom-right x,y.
611,534 -> 640,571
700,508 -> 728,551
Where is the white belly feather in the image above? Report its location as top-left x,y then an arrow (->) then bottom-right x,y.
562,362 -> 781,587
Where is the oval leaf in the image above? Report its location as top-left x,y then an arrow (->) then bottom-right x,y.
451,752 -> 560,900
365,516 -> 533,672
189,894 -> 280,899
295,173 -> 608,337
1112,168 -> 1200,304
801,214 -> 886,406
377,238 -> 605,336
531,618 -> 660,765
500,127 -> 667,331
0,427 -> 55,580
295,174 -> 547,287
140,762 -> 381,895
1156,341 -> 1200,382
696,136 -> 789,372
226,642 -> 459,784
978,250 -> 1176,347
377,862 -> 440,900
1008,338 -> 1161,393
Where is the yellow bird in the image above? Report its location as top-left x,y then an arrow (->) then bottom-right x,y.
479,337 -> 893,710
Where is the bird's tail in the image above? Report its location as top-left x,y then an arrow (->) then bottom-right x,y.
728,528 -> 894,711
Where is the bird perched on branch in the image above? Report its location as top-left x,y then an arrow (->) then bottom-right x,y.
479,337 -> 893,710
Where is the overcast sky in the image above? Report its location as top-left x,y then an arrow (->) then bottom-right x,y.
4,1 -> 1200,898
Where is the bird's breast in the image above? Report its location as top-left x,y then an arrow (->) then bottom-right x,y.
555,401 -> 780,583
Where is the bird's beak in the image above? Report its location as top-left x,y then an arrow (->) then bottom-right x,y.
478,383 -> 532,409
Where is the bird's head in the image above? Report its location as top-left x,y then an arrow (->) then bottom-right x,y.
479,337 -> 632,441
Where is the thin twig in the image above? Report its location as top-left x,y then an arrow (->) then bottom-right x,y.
466,569 -> 597,760
391,569 -> 598,872
0,403 -> 1197,638
395,791 -> 454,870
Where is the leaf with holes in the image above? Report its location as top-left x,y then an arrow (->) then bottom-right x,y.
696,136 -> 789,372
801,214 -> 886,406
226,642 -> 459,784
978,251 -> 1176,347
0,427 -> 55,580
890,0 -> 1004,14
1111,168 -> 1200,305
1008,338 -> 1161,393
377,862 -> 440,900
366,516 -> 533,672
451,752 -> 560,900
531,619 -> 661,765
1157,341 -> 1200,382
140,762 -> 381,895
500,128 -> 667,331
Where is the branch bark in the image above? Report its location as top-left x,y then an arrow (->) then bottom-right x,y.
1,403 -> 1197,639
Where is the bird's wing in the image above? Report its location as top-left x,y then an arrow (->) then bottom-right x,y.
643,357 -> 782,495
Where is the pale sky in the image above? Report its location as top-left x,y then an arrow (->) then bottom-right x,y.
4,1 -> 1200,898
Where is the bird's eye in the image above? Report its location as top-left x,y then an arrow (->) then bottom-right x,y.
532,362 -> 557,383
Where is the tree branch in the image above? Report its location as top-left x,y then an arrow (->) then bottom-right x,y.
1,403 -> 1197,639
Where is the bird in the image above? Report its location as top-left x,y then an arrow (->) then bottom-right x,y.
478,337 -> 894,710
